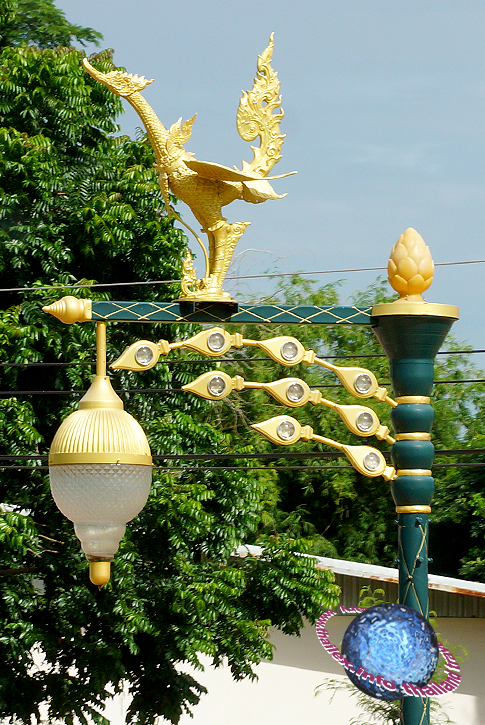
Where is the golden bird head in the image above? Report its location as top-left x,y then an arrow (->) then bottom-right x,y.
83,58 -> 154,97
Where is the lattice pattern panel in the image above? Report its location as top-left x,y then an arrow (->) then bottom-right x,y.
91,301 -> 373,325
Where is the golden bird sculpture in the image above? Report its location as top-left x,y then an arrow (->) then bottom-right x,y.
83,34 -> 295,302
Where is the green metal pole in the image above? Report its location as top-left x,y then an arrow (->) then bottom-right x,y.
371,311 -> 457,725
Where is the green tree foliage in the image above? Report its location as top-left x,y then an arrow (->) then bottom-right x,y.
0,0 -> 102,50
0,7 -> 339,725
1,4 -> 483,724
429,348 -> 485,581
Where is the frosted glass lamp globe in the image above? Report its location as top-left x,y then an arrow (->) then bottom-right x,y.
50,463 -> 151,560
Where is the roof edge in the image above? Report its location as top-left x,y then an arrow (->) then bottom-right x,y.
235,545 -> 485,599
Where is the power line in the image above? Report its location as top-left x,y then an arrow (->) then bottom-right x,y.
1,445 -> 483,472
1,376 -> 484,396
0,349 -> 483,370
1,259 -> 485,294
0,462 -> 483,472
0,362 -> 94,368
1,448 -> 483,462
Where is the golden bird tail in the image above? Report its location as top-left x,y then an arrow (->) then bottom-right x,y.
236,33 -> 285,178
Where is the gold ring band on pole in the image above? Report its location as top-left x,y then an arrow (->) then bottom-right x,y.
395,396 -> 431,405
371,302 -> 459,319
395,505 -> 432,514
395,433 -> 431,441
396,469 -> 432,477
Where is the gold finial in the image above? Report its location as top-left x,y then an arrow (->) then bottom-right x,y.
83,35 -> 295,303
89,561 -> 111,586
387,228 -> 434,302
42,296 -> 92,324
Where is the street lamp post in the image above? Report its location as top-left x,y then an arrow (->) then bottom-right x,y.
371,229 -> 459,725
32,33 -> 462,724
44,229 -> 458,725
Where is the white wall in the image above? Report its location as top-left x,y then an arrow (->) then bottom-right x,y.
169,617 -> 484,725
83,616 -> 485,725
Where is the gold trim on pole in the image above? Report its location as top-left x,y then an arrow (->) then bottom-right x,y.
395,505 -> 431,514
396,469 -> 432,477
371,301 -> 459,319
395,433 -> 431,441
396,396 -> 431,405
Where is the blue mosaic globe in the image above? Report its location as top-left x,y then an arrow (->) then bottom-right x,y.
341,603 -> 439,700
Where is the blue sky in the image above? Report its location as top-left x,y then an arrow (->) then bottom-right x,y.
57,0 -> 485,349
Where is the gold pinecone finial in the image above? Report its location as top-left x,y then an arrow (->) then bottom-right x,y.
387,228 -> 434,302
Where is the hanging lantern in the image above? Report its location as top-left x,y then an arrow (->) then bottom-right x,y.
48,323 -> 152,586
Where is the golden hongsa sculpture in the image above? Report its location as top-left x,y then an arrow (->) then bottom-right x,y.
83,34 -> 295,302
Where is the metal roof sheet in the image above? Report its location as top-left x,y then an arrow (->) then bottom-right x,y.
236,545 -> 485,601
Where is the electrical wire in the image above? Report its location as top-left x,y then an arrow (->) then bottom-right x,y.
0,462 -> 483,471
0,349 -> 483,370
0,259 -> 484,294
2,376 -> 485,396
1,448 -> 483,463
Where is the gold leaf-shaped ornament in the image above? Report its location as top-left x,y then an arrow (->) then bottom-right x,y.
182,371 -> 234,401
251,415 -> 303,446
262,378 -> 312,407
168,115 -> 196,147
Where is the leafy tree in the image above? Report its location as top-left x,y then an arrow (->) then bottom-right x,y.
0,0 -> 102,50
0,7 -> 339,725
431,354 -> 485,581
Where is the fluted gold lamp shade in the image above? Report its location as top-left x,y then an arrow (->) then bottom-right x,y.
47,322 -> 152,586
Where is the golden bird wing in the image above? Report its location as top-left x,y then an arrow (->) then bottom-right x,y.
183,159 -> 259,182
184,160 -> 286,202
241,179 -> 286,203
